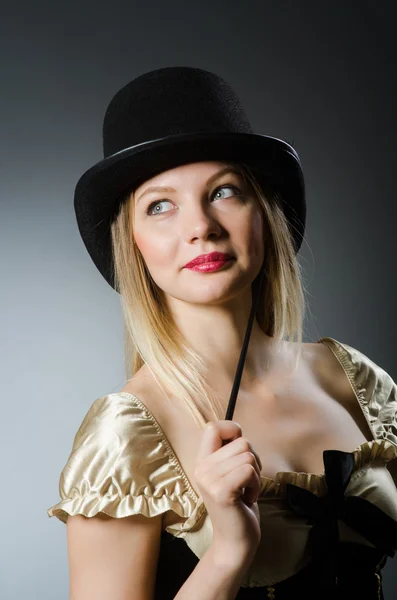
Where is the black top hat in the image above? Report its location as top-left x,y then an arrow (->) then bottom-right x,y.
74,66 -> 306,292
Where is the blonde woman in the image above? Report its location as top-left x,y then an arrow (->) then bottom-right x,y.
47,67 -> 397,600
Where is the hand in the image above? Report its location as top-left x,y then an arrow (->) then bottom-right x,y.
194,420 -> 262,564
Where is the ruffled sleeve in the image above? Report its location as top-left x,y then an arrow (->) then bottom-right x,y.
46,393 -> 199,526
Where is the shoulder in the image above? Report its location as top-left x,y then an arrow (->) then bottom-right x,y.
120,364 -> 172,431
72,388 -> 152,449
312,337 -> 397,443
316,337 -> 396,395
303,338 -> 357,405
73,364 -> 166,438
60,390 -> 169,499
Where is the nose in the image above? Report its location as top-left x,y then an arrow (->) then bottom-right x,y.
180,200 -> 223,243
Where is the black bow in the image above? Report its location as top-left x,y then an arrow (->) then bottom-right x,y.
285,449 -> 397,585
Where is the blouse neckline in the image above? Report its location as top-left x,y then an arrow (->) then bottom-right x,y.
117,336 -> 394,502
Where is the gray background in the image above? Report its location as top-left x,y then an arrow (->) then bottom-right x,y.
1,1 -> 396,598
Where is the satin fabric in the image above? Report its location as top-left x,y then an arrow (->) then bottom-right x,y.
47,337 -> 397,589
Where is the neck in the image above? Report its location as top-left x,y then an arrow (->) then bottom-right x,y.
167,290 -> 285,397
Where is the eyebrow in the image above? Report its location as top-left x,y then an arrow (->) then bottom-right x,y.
135,165 -> 242,204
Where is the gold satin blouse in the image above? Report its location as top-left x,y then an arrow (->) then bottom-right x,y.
47,337 -> 397,587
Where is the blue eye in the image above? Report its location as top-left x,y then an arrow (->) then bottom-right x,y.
146,184 -> 241,216
213,185 -> 241,200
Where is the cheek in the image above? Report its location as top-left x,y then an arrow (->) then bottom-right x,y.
240,208 -> 264,255
134,230 -> 177,269
252,213 -> 265,246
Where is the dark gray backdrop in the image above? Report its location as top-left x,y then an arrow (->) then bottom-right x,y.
1,1 -> 396,598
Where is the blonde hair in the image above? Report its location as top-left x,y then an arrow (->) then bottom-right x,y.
110,161 -> 306,428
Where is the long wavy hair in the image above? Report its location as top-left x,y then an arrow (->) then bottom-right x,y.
110,161 -> 306,428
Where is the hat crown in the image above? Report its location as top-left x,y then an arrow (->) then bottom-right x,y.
103,67 -> 254,157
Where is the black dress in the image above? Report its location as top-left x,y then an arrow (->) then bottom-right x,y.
155,535 -> 389,599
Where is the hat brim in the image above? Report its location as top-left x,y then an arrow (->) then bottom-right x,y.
74,131 -> 306,291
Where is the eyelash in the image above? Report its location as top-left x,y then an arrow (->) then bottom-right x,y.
145,184 -> 242,216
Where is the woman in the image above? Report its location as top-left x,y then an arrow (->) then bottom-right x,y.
47,67 -> 397,599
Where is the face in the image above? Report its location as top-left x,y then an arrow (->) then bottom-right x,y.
131,161 -> 265,308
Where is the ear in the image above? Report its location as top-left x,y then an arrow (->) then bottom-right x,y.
386,456 -> 397,489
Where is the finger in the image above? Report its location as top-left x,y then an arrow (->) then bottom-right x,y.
197,420 -> 242,461
253,450 -> 262,471
211,451 -> 262,482
220,463 -> 261,502
208,433 -> 251,464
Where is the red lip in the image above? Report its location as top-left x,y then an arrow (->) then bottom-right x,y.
184,252 -> 234,268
